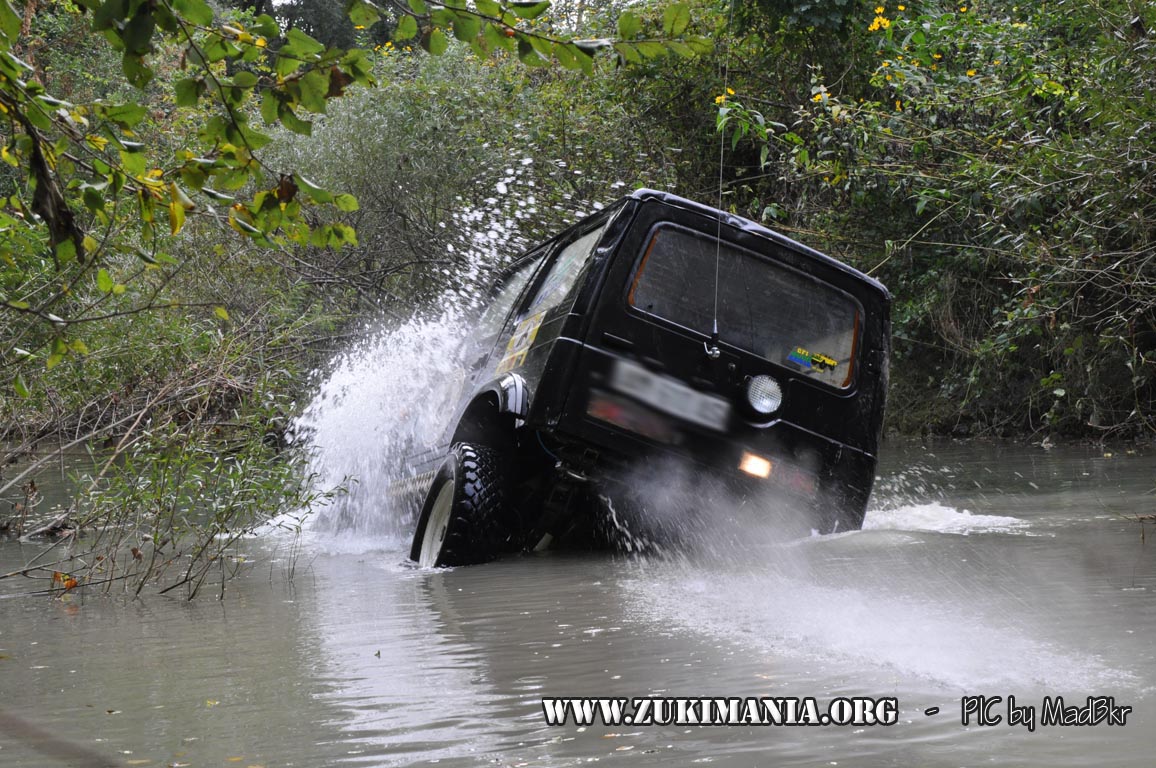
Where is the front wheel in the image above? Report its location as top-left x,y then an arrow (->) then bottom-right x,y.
410,442 -> 508,567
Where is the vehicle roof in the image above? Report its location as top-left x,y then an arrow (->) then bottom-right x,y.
629,188 -> 891,300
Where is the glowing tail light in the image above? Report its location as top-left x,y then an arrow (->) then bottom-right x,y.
738,451 -> 773,479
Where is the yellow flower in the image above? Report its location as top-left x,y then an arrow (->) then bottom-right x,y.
882,60 -> 891,66
932,53 -> 942,59
868,15 -> 891,31
960,5 -> 967,11
811,93 -> 823,102
993,59 -> 1001,65
897,3 -> 905,9
727,87 -> 735,95
715,94 -> 727,104
885,74 -> 892,81
895,100 -> 903,111
875,5 -> 884,13
967,68 -> 977,76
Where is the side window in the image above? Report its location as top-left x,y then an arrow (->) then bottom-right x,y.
521,225 -> 605,318
476,258 -> 539,342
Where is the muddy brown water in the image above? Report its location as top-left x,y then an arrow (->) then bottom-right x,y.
1,440 -> 1155,767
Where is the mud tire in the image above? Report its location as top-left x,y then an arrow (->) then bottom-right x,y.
410,442 -> 508,567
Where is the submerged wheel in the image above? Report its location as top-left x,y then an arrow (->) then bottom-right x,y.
409,442 -> 508,567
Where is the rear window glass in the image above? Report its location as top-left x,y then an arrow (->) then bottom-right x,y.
628,226 -> 861,388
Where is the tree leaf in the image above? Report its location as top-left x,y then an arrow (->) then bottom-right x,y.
285,27 -> 325,56
122,52 -> 154,88
46,338 -> 67,370
334,193 -> 359,212
214,306 -> 230,321
103,102 -> 148,129
395,15 -> 418,40
345,0 -> 381,27
97,268 -> 114,293
231,70 -> 258,89
427,28 -> 448,55
82,185 -> 106,213
509,1 -> 550,20
119,149 -> 147,177
617,11 -> 641,40
172,0 -> 215,27
251,13 -> 280,38
685,35 -> 712,54
614,42 -> 641,65
635,41 -> 667,59
553,41 -> 579,69
175,77 -> 204,106
121,9 -> 155,56
327,223 -> 358,247
55,239 -> 77,264
453,16 -> 481,41
12,373 -> 30,399
260,90 -> 281,124
295,175 -> 334,204
279,105 -> 313,136
663,4 -> 691,37
0,0 -> 21,43
169,198 -> 186,235
299,68 -> 330,113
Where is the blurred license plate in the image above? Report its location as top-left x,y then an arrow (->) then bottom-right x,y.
610,360 -> 729,431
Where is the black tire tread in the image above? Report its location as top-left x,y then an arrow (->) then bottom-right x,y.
412,442 -> 507,567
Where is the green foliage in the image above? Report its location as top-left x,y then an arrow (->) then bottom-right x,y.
1,0 -> 706,397
744,0 -> 860,32
0,0 -> 715,596
717,0 -> 1156,436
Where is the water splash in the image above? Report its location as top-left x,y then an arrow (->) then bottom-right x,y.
863,501 -> 1027,535
626,558 -> 1131,692
291,312 -> 470,548
289,165 -> 564,549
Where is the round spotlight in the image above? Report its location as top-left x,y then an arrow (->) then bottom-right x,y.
746,375 -> 783,415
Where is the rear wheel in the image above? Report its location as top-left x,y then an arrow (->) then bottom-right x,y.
410,442 -> 508,567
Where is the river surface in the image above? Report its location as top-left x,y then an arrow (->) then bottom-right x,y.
1,441 -> 1154,767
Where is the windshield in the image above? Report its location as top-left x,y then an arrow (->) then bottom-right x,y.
627,226 -> 862,388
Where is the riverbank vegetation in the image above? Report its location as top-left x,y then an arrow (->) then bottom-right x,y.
1,0 -> 1153,593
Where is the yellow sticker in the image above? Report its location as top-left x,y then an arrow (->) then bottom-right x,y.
495,349 -> 528,374
495,311 -> 545,374
788,346 -> 838,372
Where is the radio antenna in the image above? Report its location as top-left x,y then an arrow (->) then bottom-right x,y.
708,0 -> 737,361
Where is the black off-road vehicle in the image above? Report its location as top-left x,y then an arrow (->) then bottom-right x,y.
405,189 -> 890,567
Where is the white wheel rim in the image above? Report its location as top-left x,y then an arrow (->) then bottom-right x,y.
419,480 -> 455,567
